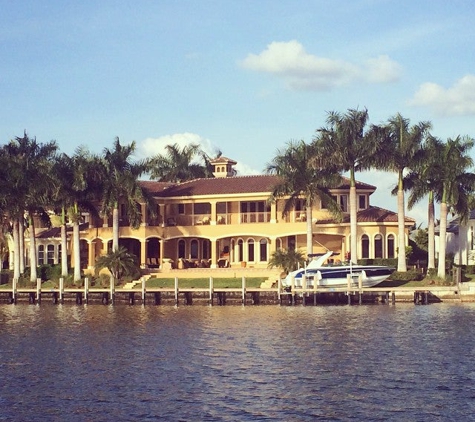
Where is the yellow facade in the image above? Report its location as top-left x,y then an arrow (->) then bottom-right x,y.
33,160 -> 414,272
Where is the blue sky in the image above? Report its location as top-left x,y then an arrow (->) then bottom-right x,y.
1,0 -> 475,225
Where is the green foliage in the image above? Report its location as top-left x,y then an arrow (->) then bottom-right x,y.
145,277 -> 264,289
389,270 -> 424,282
268,248 -> 306,274
95,247 -> 140,282
357,258 -> 397,267
413,228 -> 428,251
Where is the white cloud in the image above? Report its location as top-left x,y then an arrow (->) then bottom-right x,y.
364,55 -> 402,83
137,132 -> 216,160
240,40 -> 402,91
409,74 -> 475,116
137,132 -> 260,176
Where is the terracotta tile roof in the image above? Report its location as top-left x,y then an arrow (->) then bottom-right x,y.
139,180 -> 174,195
36,223 -> 89,239
142,175 -> 376,198
317,206 -> 415,224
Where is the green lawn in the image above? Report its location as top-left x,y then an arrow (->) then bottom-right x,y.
145,277 -> 265,289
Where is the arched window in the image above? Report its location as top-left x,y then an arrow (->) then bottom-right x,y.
178,240 -> 186,259
248,239 -> 255,262
237,239 -> 244,262
190,239 -> 198,260
361,235 -> 369,259
259,239 -> 268,261
387,234 -> 395,258
374,234 -> 383,259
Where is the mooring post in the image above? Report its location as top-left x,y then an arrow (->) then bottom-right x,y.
391,291 -> 396,305
84,277 -> 89,304
12,278 -> 17,304
59,277 -> 64,304
36,277 -> 41,304
154,292 -> 161,305
174,277 -> 179,306
302,275 -> 307,306
424,291 -> 429,305
141,277 -> 146,304
242,276 -> 246,305
347,274 -> 351,305
110,277 -> 115,305
209,277 -> 213,306
313,276 -> 318,306
290,275 -> 295,306
129,292 -> 135,305
277,277 -> 282,304
358,274 -> 363,305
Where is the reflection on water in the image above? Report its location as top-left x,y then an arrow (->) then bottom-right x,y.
1,304 -> 475,421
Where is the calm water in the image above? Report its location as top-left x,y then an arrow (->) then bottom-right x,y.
1,303 -> 475,421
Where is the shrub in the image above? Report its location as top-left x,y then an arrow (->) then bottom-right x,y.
389,270 -> 424,282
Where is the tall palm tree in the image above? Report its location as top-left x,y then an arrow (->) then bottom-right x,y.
436,136 -> 475,278
315,108 -> 376,263
51,149 -> 102,281
149,143 -> 211,182
377,114 -> 432,272
265,140 -> 342,257
402,135 -> 444,272
100,137 -> 152,252
3,132 -> 58,282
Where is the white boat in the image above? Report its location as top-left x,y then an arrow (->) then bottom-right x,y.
282,251 -> 395,289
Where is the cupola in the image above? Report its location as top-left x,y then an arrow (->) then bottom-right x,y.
210,156 -> 237,178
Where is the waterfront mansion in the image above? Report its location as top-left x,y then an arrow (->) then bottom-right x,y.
33,157 -> 414,272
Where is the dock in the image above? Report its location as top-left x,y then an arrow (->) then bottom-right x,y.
1,275 -> 474,306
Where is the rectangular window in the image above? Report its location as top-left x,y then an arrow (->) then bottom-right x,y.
359,195 -> 367,210
178,204 -> 185,214
47,245 -> 55,265
38,245 -> 44,265
339,195 -> 348,212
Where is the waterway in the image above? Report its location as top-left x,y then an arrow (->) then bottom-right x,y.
1,303 -> 475,421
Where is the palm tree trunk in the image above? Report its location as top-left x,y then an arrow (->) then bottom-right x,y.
61,223 -> 68,278
28,214 -> 37,283
437,202 -> 448,278
427,191 -> 435,270
349,176 -> 357,263
113,206 -> 119,252
397,172 -> 407,272
12,219 -> 20,280
73,221 -> 81,282
60,207 -> 68,277
306,204 -> 313,256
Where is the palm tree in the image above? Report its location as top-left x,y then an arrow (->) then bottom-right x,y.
402,135 -> 444,272
436,136 -> 475,279
268,248 -> 306,274
100,137 -> 152,252
95,246 -> 139,284
377,114 -> 432,272
3,132 -> 58,282
149,143 -> 211,182
51,149 -> 102,281
265,140 -> 342,257
315,108 -> 376,263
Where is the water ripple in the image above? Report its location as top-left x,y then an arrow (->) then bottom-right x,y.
1,303 -> 475,420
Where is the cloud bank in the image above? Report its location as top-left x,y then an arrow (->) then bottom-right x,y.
240,40 -> 402,91
137,132 -> 259,176
409,74 -> 475,116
